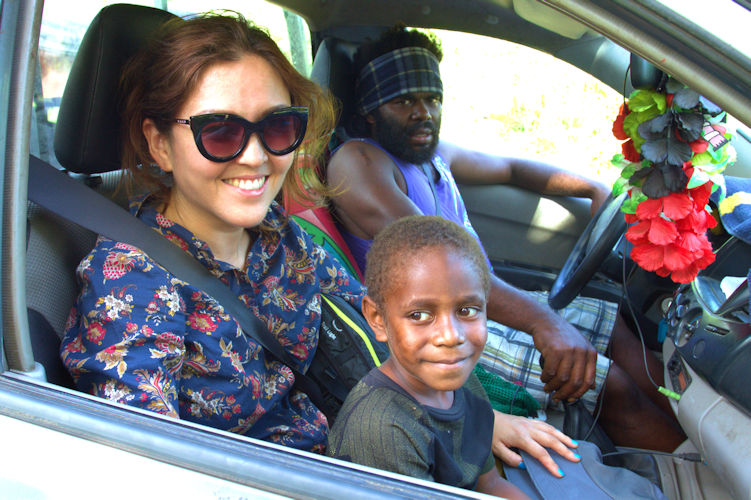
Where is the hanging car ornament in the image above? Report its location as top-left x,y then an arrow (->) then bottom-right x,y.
611,77 -> 736,283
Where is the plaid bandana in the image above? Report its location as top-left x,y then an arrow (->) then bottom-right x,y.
355,47 -> 442,115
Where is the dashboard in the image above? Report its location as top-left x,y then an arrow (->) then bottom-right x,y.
663,236 -> 751,500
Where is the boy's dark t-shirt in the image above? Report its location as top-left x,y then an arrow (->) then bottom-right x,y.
327,368 -> 495,489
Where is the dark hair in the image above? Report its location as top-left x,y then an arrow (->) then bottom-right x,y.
365,215 -> 490,308
353,24 -> 443,77
119,11 -> 336,210
349,24 -> 443,136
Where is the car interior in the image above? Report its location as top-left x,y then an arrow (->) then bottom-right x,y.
4,0 -> 751,498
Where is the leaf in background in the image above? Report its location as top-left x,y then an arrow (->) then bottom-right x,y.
687,169 -> 710,188
621,163 -> 638,179
628,90 -> 667,114
611,153 -> 631,170
613,176 -> 629,196
691,151 -> 713,166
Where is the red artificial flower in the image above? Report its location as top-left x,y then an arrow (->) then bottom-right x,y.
671,263 -> 699,283
677,231 -> 707,253
613,103 -> 630,140
662,243 -> 694,271
631,243 -> 665,271
648,217 -> 679,245
690,139 -> 709,154
626,187 -> 717,284
625,220 -> 650,245
635,193 -> 693,220
622,140 -> 640,162
689,182 -> 712,209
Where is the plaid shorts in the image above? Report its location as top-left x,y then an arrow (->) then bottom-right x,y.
478,292 -> 617,412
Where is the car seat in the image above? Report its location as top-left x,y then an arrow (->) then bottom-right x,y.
282,36 -> 365,280
282,36 -> 367,280
309,36 -> 360,144
25,4 -> 177,387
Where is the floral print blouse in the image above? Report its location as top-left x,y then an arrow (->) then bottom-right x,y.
59,196 -> 366,453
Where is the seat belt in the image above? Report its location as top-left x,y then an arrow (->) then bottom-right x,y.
27,155 -> 327,410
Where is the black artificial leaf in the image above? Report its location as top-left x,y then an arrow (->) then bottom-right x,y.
637,112 -> 672,139
666,78 -> 685,93
641,138 -> 668,163
642,133 -> 693,166
630,165 -> 652,184
699,96 -> 722,116
666,136 -> 693,165
676,112 -> 704,142
641,168 -> 671,198
659,162 -> 688,193
672,88 -> 700,109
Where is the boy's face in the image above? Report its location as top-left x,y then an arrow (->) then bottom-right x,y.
363,246 -> 487,407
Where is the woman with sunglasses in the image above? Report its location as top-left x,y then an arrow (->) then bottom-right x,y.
60,12 -> 364,453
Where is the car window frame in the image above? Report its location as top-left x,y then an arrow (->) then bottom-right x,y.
0,373 -> 479,498
0,1 -> 487,496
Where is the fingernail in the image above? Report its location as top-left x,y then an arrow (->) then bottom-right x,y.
518,462 -> 526,470
558,468 -> 565,477
573,453 -> 582,460
571,440 -> 579,446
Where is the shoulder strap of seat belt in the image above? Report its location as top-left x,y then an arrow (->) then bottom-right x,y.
27,155 -> 327,411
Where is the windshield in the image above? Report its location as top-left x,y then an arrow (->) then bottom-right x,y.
658,0 -> 751,55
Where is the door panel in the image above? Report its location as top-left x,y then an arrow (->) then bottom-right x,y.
459,183 -> 591,271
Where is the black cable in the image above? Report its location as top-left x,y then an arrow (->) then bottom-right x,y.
621,239 -> 663,392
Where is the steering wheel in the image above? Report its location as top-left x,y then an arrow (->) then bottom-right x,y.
548,193 -> 627,310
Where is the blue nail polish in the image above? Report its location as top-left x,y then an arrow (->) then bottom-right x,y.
571,440 -> 579,446
518,462 -> 526,470
558,468 -> 565,477
573,453 -> 582,460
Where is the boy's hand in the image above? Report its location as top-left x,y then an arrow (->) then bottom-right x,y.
491,410 -> 580,478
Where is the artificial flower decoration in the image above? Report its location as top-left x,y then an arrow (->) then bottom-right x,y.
612,77 -> 736,283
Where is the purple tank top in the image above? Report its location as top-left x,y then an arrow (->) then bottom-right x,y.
336,138 -> 490,273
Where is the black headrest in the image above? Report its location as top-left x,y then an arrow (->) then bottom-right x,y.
53,4 -> 177,174
310,37 -> 359,142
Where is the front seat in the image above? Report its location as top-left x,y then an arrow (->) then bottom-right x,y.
25,4 -> 177,386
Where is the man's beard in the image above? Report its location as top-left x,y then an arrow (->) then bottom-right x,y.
371,111 -> 441,165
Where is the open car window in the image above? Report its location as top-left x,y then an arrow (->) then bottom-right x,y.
436,28 -> 623,185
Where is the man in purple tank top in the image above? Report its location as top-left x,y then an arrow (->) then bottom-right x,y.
327,25 -> 685,464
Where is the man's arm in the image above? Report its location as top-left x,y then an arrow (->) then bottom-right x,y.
328,141 -> 599,400
439,141 -> 610,214
327,141 -> 424,240
487,274 -> 598,401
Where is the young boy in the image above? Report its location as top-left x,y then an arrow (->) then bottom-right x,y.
327,216 -> 529,499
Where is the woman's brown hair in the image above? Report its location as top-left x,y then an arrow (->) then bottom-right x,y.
119,11 -> 336,211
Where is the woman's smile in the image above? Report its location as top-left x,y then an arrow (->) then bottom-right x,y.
224,175 -> 268,193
